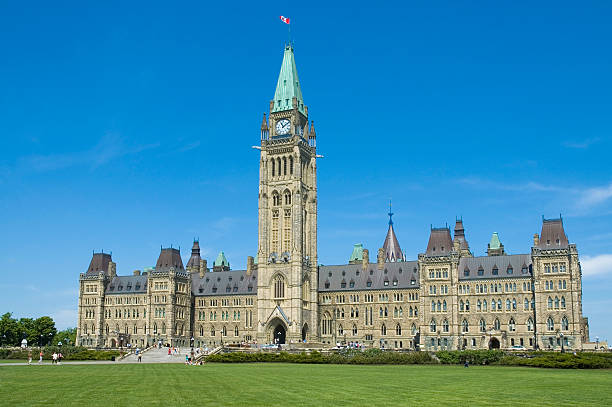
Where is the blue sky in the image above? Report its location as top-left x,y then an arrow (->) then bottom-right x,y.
0,1 -> 611,340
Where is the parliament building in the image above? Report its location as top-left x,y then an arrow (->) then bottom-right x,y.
77,45 -> 589,351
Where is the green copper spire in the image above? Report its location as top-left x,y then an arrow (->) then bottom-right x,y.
489,232 -> 501,250
214,251 -> 229,268
272,45 -> 305,115
349,243 -> 364,263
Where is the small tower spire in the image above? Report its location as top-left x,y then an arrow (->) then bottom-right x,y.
261,113 -> 269,140
388,200 -> 393,225
382,201 -> 404,262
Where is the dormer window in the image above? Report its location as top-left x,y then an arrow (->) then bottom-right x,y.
384,279 -> 389,286
369,270 -> 373,275
328,272 -> 332,277
441,246 -> 444,251
507,267 -> 513,275
547,240 -> 550,245
366,278 -> 372,287
410,279 -> 416,285
464,269 -> 470,277
393,279 -> 398,286
556,239 -> 560,244
324,280 -> 330,289
477,267 -> 484,276
340,279 -> 346,288
492,267 -> 499,275
521,267 -> 528,274
248,285 -> 253,292
349,280 -> 355,288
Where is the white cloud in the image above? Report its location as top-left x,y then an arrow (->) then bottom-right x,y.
581,254 -> 612,277
577,183 -> 612,209
562,137 -> 601,149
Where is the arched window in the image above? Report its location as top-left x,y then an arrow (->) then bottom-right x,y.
442,319 -> 449,333
547,317 -> 554,331
105,324 -> 109,335
462,319 -> 469,333
153,323 -> 157,334
352,324 -> 358,336
199,325 -> 204,336
443,300 -> 447,311
437,301 -> 441,312
430,319 -> 437,333
555,297 -> 560,309
381,324 -> 386,336
512,298 -> 517,310
234,326 -> 239,337
394,307 -> 398,318
479,319 -> 486,332
498,299 -> 502,310
396,324 -> 402,335
222,326 -> 227,336
411,323 -> 417,335
561,296 -> 566,308
272,191 -> 280,206
524,298 -> 529,310
547,297 -> 553,309
431,301 -> 435,312
506,299 -> 511,311
527,317 -> 534,332
211,327 -> 215,336
477,300 -> 482,311
384,307 -> 388,317
274,275 -> 285,299
508,318 -> 516,332
491,299 -> 496,311
289,156 -> 294,175
561,316 -> 569,331
466,300 -> 470,311
399,307 -> 403,318
494,318 -> 500,330
483,300 -> 488,311
284,190 -> 291,205
409,306 -> 413,317
460,300 -> 464,311
322,313 -> 332,335
276,158 -> 281,177
271,159 -> 276,176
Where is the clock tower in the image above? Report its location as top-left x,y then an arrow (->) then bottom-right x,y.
256,44 -> 319,344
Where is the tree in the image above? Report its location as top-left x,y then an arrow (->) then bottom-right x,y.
32,316 -> 57,346
0,313 -> 20,346
53,328 -> 77,346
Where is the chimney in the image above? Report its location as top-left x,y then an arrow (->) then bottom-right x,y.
246,256 -> 254,276
533,233 -> 540,246
133,270 -> 141,276
108,261 -> 117,277
377,247 -> 385,270
199,259 -> 208,278
362,249 -> 369,269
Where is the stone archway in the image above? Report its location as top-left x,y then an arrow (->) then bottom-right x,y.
111,339 -> 117,348
302,324 -> 308,342
489,337 -> 500,349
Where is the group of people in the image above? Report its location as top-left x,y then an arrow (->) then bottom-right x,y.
27,350 -> 63,365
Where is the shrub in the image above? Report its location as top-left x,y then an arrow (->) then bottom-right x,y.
498,352 -> 612,369
206,350 -> 437,365
436,350 -> 504,365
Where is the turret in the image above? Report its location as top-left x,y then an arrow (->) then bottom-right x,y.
382,202 -> 404,262
261,113 -> 269,140
487,232 -> 506,256
186,240 -> 201,273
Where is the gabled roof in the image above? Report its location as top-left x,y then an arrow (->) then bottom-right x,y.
425,227 -> 453,256
459,254 -> 532,280
318,261 -> 419,292
537,217 -> 569,248
271,45 -> 305,115
191,270 -> 257,296
106,275 -> 148,294
156,248 -> 184,271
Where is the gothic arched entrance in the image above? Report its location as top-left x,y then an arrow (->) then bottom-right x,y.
302,324 -> 308,342
489,337 -> 500,349
111,339 -> 116,348
274,324 -> 286,345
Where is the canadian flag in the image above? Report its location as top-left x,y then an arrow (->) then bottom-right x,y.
280,15 -> 290,24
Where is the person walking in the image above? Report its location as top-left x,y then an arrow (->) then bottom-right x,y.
38,350 -> 43,365
27,350 -> 32,365
52,352 -> 57,365
58,352 -> 63,364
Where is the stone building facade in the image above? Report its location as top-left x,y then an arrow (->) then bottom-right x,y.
77,45 -> 589,351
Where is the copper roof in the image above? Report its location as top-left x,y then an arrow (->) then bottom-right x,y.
156,248 -> 184,271
86,252 -> 112,275
425,227 -> 453,256
537,217 -> 569,248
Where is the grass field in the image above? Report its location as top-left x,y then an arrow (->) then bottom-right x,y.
0,363 -> 610,406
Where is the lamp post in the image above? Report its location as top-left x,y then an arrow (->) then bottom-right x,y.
190,337 -> 195,363
595,336 -> 599,352
40,334 -> 43,348
560,333 -> 564,353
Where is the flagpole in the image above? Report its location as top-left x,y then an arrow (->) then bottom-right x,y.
288,21 -> 292,46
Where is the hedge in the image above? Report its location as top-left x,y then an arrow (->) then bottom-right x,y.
1,346 -> 120,361
206,349 -> 437,365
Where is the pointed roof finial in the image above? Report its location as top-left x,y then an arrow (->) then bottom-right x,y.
261,113 -> 268,130
388,199 -> 393,225
272,45 -> 305,115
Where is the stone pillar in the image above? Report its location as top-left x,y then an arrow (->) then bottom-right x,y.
246,256 -> 254,276
533,233 -> 539,246
199,260 -> 208,278
362,249 -> 369,269
377,248 -> 384,270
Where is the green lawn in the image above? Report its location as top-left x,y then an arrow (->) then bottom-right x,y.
0,363 -> 610,406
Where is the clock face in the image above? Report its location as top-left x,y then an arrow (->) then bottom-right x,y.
275,119 -> 291,136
